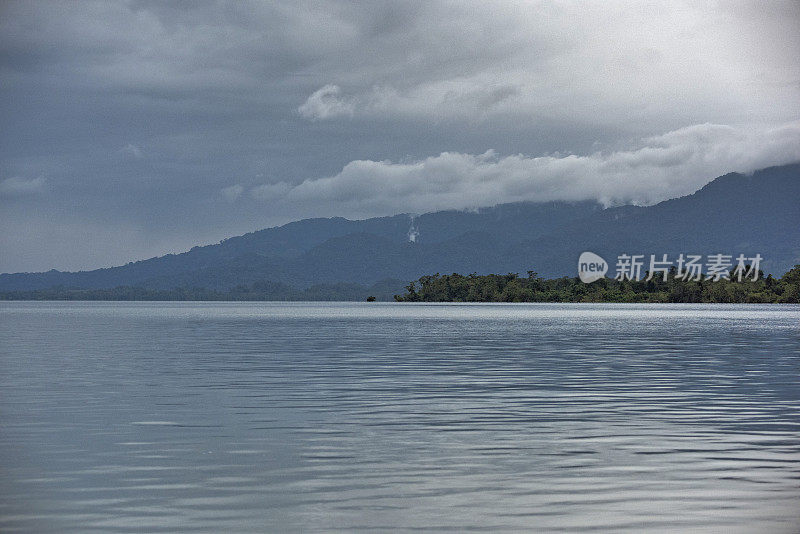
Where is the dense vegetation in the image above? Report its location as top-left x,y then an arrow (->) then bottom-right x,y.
394,266 -> 800,303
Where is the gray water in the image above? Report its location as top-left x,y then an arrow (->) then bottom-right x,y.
1,302 -> 799,533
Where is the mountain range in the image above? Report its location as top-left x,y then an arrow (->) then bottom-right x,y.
1,163 -> 798,297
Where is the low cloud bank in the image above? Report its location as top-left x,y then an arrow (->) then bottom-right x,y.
251,121 -> 800,217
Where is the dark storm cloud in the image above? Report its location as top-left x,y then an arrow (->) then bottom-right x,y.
1,1 -> 799,271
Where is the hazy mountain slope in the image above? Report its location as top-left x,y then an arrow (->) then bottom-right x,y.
411,201 -> 602,244
0,201 -> 600,290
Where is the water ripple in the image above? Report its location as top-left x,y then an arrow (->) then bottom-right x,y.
1,302 -> 799,532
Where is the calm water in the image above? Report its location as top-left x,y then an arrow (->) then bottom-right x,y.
1,302 -> 799,533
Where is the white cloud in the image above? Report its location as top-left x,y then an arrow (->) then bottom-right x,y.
254,122 -> 800,217
298,82 -> 522,122
297,84 -> 355,120
0,176 -> 45,198
220,184 -> 244,202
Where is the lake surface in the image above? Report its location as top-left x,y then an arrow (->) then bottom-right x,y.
1,302 -> 799,533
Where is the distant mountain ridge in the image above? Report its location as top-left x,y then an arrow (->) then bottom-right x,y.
1,163 -> 798,293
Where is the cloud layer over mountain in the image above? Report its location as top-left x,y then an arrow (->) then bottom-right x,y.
253,122 -> 800,218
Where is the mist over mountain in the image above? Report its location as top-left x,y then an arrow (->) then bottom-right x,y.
1,163 -> 798,295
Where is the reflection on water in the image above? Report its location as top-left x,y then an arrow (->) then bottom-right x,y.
1,302 -> 799,532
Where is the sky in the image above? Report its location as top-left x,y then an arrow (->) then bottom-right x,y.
1,0 -> 799,273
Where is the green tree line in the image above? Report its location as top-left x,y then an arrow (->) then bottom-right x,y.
394,265 -> 800,303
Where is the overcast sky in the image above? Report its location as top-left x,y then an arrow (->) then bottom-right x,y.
1,1 -> 799,272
